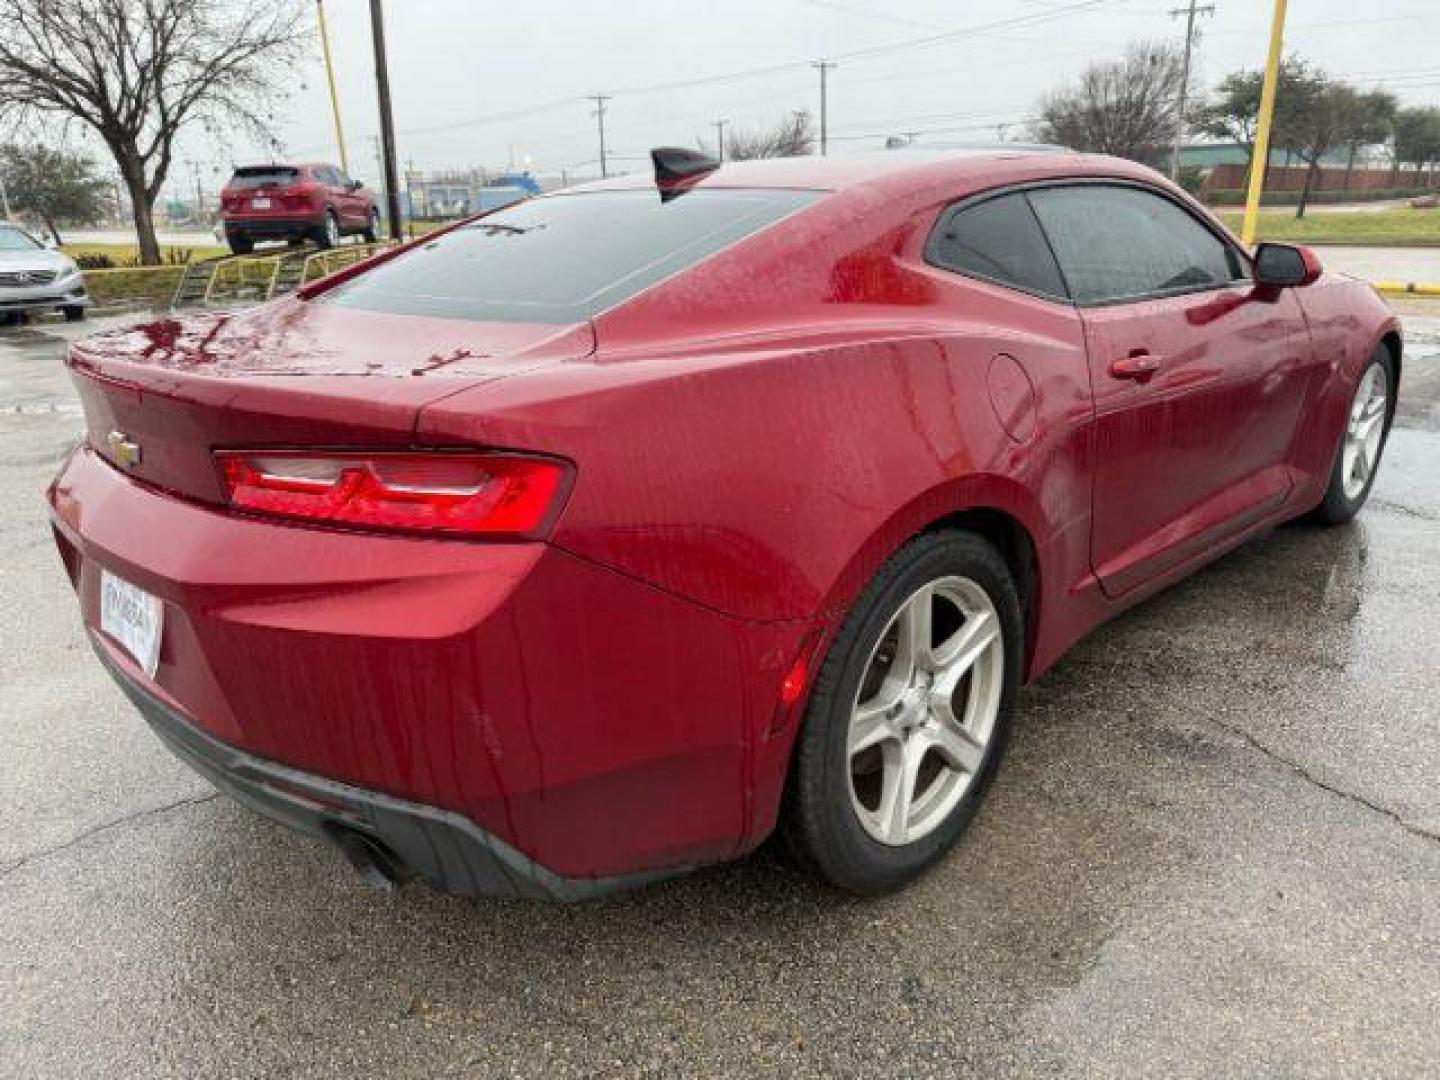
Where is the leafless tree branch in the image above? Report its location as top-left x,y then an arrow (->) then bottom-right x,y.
1031,42 -> 1184,168
0,0 -> 308,263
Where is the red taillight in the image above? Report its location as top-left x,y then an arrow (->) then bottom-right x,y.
215,451 -> 571,539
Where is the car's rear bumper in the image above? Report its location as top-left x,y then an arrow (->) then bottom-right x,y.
90,631 -> 673,900
49,445 -> 807,892
222,216 -> 322,239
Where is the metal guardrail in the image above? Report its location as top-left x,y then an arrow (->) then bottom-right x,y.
162,239 -> 399,309
291,241 -> 397,292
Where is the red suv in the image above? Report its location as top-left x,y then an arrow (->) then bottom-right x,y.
219,163 -> 380,254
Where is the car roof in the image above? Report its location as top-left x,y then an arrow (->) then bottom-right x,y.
569,149 -> 1163,198
229,163 -> 328,172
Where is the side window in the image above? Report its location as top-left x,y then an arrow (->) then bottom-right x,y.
926,192 -> 1068,300
1027,185 -> 1246,305
332,168 -> 352,187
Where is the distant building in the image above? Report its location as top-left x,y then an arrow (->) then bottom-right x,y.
402,169 -> 544,220
1179,142 -> 1372,170
1178,142 -> 1430,200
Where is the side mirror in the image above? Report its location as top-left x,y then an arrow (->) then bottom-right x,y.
1254,243 -> 1322,288
41,236 -> 58,250
347,180 -> 363,192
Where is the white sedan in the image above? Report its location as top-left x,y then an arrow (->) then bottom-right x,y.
0,224 -> 89,323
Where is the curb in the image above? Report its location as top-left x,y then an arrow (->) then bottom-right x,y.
1373,281 -> 1440,297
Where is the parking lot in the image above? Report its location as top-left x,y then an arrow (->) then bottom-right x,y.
2,308 -> 1437,1077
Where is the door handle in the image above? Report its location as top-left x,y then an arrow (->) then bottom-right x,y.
1109,350 -> 1162,382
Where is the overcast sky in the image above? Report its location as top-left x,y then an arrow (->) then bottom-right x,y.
169,0 -> 1439,195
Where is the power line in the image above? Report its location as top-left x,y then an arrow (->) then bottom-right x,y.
829,0 -> 1115,63
794,0 -> 945,32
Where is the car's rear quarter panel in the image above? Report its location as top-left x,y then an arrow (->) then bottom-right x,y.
420,177 -> 1098,662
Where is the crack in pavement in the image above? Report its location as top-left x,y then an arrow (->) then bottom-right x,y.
1371,498 -> 1440,523
1206,715 -> 1440,846
0,791 -> 220,883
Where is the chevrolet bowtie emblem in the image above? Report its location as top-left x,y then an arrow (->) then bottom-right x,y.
105,430 -> 142,469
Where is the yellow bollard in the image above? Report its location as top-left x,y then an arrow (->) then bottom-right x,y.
1240,0 -> 1288,248
317,0 -> 350,175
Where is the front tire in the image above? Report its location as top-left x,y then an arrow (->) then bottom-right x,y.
62,306 -> 86,322
1312,344 -> 1396,525
781,530 -> 1022,895
362,207 -> 380,243
227,234 -> 254,256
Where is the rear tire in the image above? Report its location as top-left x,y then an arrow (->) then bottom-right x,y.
227,234 -> 254,256
781,530 -> 1022,894
1311,344 -> 1396,525
317,210 -> 339,249
62,306 -> 86,322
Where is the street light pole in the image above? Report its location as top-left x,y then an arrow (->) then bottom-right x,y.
1168,0 -> 1214,181
368,0 -> 403,241
713,119 -> 728,162
1241,0 -> 1288,247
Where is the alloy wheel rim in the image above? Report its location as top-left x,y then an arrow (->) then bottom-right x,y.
847,575 -> 1004,847
1341,364 -> 1389,501
326,214 -> 339,245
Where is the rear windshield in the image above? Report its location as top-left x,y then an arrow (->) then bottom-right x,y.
319,188 -> 820,323
229,166 -> 300,189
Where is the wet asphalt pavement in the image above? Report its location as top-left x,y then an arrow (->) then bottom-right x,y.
2,306 -> 1438,1078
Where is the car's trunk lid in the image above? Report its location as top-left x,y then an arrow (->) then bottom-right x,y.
69,298 -> 593,504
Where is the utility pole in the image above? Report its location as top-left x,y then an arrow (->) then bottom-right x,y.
368,0 -> 403,240
405,157 -> 416,238
0,172 -> 11,221
1168,0 -> 1215,180
588,94 -> 611,178
812,61 -> 837,156
713,119 -> 729,162
184,159 -> 205,224
316,0 -> 350,174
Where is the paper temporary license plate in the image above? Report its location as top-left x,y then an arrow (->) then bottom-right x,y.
100,570 -> 163,677
251,197 -> 271,209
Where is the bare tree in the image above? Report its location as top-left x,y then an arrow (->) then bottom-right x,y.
1032,42 -> 1185,167
0,1 -> 306,264
711,112 -> 815,161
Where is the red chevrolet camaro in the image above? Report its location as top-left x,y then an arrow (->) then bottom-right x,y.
49,148 -> 1400,899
